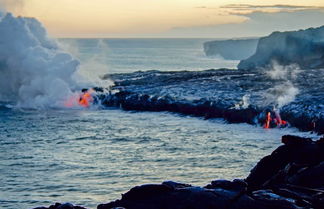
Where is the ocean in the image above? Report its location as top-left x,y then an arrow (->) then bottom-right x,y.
59,38 -> 239,73
0,38 -> 317,209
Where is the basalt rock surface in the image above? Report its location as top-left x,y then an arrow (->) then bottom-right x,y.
97,69 -> 324,134
33,202 -> 87,209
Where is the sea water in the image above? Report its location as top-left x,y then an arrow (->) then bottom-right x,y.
0,39 -> 318,209
0,108 -> 317,209
60,38 -> 239,73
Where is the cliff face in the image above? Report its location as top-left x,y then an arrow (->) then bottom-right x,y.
238,26 -> 324,70
203,39 -> 259,60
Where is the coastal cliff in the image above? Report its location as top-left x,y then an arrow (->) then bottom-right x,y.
203,39 -> 259,60
238,26 -> 324,70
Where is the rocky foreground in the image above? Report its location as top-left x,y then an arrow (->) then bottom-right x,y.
34,135 -> 324,209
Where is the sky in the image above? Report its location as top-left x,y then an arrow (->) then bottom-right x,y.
1,0 -> 324,38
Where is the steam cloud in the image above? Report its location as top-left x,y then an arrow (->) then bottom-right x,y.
0,0 -> 24,14
264,61 -> 300,109
59,39 -> 114,89
0,13 -> 83,108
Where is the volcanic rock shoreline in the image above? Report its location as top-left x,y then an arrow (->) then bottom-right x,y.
96,69 -> 324,134
34,135 -> 324,209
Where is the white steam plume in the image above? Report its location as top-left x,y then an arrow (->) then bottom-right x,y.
0,0 -> 24,14
263,61 -> 300,109
0,13 -> 84,108
265,81 -> 299,108
59,39 -> 114,88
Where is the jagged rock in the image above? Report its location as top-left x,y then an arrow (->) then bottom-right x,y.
97,181 -> 302,209
287,162 -> 324,188
245,135 -> 324,191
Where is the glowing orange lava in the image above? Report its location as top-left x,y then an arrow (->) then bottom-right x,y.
279,120 -> 287,126
274,111 -> 287,126
78,90 -> 93,108
64,89 -> 94,108
264,112 -> 271,129
264,111 -> 288,129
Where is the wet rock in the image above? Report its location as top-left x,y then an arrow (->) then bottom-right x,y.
162,181 -> 192,189
287,162 -> 324,188
33,202 -> 87,209
250,190 -> 300,208
246,135 -> 324,191
98,182 -> 302,209
120,184 -> 173,201
205,179 -> 247,192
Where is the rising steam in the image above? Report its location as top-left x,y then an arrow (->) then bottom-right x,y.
263,61 -> 300,109
0,13 -> 83,108
0,12 -> 112,109
59,39 -> 114,88
0,0 -> 24,14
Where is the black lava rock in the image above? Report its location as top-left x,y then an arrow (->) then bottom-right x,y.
33,202 -> 87,209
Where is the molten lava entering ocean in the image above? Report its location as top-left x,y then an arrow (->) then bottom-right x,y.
263,111 -> 288,129
64,89 -> 94,108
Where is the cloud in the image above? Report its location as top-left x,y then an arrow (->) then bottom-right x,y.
165,9 -> 324,38
196,4 -> 324,16
220,4 -> 324,10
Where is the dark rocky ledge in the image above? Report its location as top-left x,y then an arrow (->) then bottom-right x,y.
34,135 -> 324,209
96,69 -> 324,134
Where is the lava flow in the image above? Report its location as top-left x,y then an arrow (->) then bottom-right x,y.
264,112 -> 272,129
64,89 -> 94,108
274,111 -> 287,126
264,111 -> 288,129
79,89 -> 94,108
